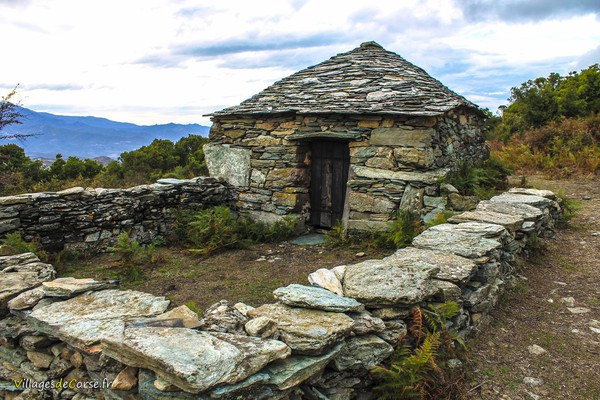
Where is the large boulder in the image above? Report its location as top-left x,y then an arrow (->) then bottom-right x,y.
412,223 -> 505,259
102,327 -> 290,394
383,247 -> 477,283
342,258 -> 439,306
27,289 -> 169,350
247,304 -> 354,355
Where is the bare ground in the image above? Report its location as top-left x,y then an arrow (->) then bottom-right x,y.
465,176 -> 600,400
56,241 -> 390,313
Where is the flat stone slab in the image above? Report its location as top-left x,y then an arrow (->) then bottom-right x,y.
290,234 -> 325,246
27,289 -> 169,350
103,327 -> 290,393
490,193 -> 551,209
342,258 -> 439,306
0,254 -> 55,316
351,165 -> 449,184
264,343 -> 343,391
156,178 -> 199,186
247,303 -> 354,355
413,223 -> 503,259
448,211 -> 524,232
42,277 -> 119,297
476,200 -> 543,221
384,247 -> 477,283
508,187 -> 557,200
273,284 -> 363,312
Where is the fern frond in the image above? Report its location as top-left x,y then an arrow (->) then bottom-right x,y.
409,306 -> 424,343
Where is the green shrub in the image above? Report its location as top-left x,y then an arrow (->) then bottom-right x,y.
324,221 -> 350,248
443,157 -> 511,199
371,209 -> 423,250
372,301 -> 466,399
109,231 -> 160,264
0,232 -> 48,261
555,189 -> 581,225
177,206 -> 298,255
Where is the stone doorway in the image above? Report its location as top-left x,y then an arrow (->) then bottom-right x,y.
309,140 -> 350,228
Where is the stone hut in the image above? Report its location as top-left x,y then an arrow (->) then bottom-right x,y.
204,41 -> 488,231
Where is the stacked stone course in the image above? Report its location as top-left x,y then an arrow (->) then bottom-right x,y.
0,188 -> 561,399
0,177 -> 230,253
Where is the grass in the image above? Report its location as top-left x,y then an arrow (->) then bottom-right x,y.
55,241 -> 390,311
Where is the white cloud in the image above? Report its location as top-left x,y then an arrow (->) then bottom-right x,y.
0,0 -> 598,124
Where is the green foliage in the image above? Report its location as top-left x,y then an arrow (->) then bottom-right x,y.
443,157 -> 511,199
324,210 -> 422,251
491,116 -> 600,177
374,209 -> 422,250
372,301 -> 465,399
489,65 -> 600,140
424,211 -> 455,229
324,221 -> 350,248
184,301 -> 203,317
177,206 -> 298,255
555,189 -> 582,225
109,231 -> 159,265
0,232 -> 48,261
372,332 -> 442,399
0,135 -> 210,195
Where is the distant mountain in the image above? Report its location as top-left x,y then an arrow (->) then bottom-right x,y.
1,107 -> 210,159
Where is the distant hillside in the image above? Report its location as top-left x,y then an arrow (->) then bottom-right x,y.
1,107 -> 210,158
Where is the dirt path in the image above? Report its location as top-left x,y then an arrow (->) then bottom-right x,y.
465,177 -> 600,400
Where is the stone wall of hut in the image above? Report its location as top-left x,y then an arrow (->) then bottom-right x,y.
205,108 -> 488,228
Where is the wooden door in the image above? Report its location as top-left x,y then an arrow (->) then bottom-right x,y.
310,140 -> 350,228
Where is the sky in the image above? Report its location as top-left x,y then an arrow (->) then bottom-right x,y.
1,0 -> 599,126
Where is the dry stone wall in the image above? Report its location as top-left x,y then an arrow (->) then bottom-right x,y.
0,177 -> 230,253
0,188 -> 561,400
206,109 -> 488,229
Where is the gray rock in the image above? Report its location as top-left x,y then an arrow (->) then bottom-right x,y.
413,223 -> 504,259
247,303 -> 354,355
28,289 -> 169,349
476,200 -> 543,221
103,327 -> 290,394
371,307 -> 411,320
42,277 -> 119,297
7,287 -> 46,310
432,280 -> 462,302
0,255 -> 55,316
343,258 -> 439,306
332,335 -> 393,371
377,319 -> 408,345
448,210 -> 524,233
245,316 -> 278,338
273,284 -> 363,312
204,144 -> 251,187
0,217 -> 20,234
508,188 -> 556,200
308,268 -> 344,296
384,247 -> 477,283
202,300 -> 248,334
489,193 -> 550,209
347,311 -> 386,335
265,343 -> 344,390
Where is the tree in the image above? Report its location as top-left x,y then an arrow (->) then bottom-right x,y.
0,86 -> 30,140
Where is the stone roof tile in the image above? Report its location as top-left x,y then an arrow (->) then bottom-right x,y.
209,41 -> 478,117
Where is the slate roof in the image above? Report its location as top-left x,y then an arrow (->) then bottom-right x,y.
209,41 -> 479,118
